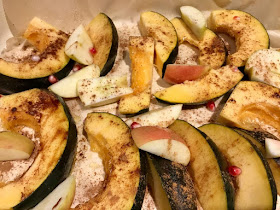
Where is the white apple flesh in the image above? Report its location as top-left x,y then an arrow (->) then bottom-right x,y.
0,131 -> 34,161
49,64 -> 100,98
77,75 -> 133,107
131,126 -> 190,165
180,6 -> 207,40
32,175 -> 76,210
126,104 -> 182,128
65,24 -> 94,65
265,138 -> 280,158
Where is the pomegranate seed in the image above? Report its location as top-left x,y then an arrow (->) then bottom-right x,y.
0,94 -> 2,98
48,75 -> 58,84
131,122 -> 141,129
228,166 -> 242,176
72,64 -> 82,72
232,66 -> 239,72
89,47 -> 97,54
206,101 -> 216,112
233,16 -> 240,21
31,55 -> 40,62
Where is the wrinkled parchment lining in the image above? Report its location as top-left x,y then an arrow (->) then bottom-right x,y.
1,0 -> 280,209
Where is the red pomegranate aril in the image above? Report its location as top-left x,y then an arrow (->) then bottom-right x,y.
73,64 -> 82,72
0,94 -> 2,98
233,16 -> 240,21
228,166 -> 242,176
89,47 -> 97,54
48,75 -> 58,84
131,122 -> 141,129
206,101 -> 216,112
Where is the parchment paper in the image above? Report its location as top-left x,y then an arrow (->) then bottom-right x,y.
1,0 -> 280,209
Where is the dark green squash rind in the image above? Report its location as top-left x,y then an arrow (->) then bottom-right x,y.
13,90 -> 77,210
0,60 -> 75,95
161,41 -> 179,78
244,134 -> 277,209
202,134 -> 235,210
131,150 -> 148,210
147,153 -> 197,210
99,13 -> 119,76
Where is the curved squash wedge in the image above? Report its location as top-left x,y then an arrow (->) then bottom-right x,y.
118,36 -> 154,115
154,65 -> 243,105
139,11 -> 178,77
199,124 -> 277,210
208,10 -> 269,67
86,13 -> 118,76
74,112 -> 144,210
0,17 -> 74,94
171,17 -> 225,69
0,89 -> 77,209
169,120 -> 234,210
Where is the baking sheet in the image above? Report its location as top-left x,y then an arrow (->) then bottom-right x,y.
1,0 -> 280,209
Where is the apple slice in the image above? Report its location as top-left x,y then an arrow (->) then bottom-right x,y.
77,75 -> 133,107
126,104 -> 182,128
65,24 -> 94,65
32,175 -> 76,210
180,6 -> 207,40
0,131 -> 34,161
131,126 -> 190,165
265,138 -> 280,158
163,64 -> 209,84
49,64 -> 100,98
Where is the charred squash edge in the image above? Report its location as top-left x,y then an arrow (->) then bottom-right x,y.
13,90 -> 77,210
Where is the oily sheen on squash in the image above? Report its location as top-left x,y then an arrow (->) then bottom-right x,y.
199,124 -> 277,210
139,11 -> 178,77
0,89 -> 77,210
0,17 -> 74,94
86,13 -> 118,76
74,112 -> 145,210
169,120 -> 234,210
208,10 -> 269,67
154,65 -> 243,105
171,17 -> 226,69
118,36 -> 154,115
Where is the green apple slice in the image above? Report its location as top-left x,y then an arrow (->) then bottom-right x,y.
77,75 -> 133,107
49,64 -> 100,98
125,104 -> 182,128
245,49 -> 280,88
65,24 -> 94,65
32,175 -> 76,210
180,6 -> 207,40
0,131 -> 34,161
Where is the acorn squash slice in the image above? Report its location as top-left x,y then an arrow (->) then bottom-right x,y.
171,17 -> 226,69
199,124 -> 277,210
169,120 -> 234,210
147,153 -> 197,210
234,129 -> 280,195
208,10 -> 269,67
218,81 -> 280,135
0,89 -> 77,209
154,65 -> 243,105
118,36 -> 154,115
0,17 -> 73,94
75,112 -> 144,210
86,13 -> 118,76
139,11 -> 178,78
